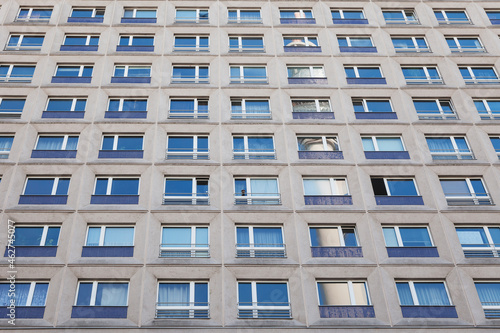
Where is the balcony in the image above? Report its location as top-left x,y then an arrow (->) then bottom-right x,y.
0,75 -> 33,83
230,76 -> 268,84
19,195 -> 68,205
166,148 -> 209,160
233,149 -> 276,160
234,193 -> 281,205
364,151 -> 410,159
417,111 -> 457,120
375,196 -> 424,205
159,244 -> 210,258
405,76 -> 443,85
445,194 -> 493,206
304,195 -> 352,205
319,306 -> 375,318
71,306 -> 127,318
31,150 -> 77,158
386,247 -> 439,257
81,246 -> 134,257
238,303 -> 291,319
462,245 -> 499,258
4,246 -> 57,257
0,307 -> 44,318
168,110 -> 208,119
155,302 -> 209,319
311,247 -> 363,258
355,112 -> 397,120
401,306 -> 457,318
163,193 -> 209,205
90,195 -> 139,205
236,244 -> 286,258
464,77 -> 500,85
98,150 -> 143,159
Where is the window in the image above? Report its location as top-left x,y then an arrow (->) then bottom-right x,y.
0,98 -> 25,117
34,135 -> 78,151
160,226 -> 209,257
229,36 -> 264,52
397,281 -> 451,306
287,66 -> 325,78
383,226 -> 433,247
0,136 -> 13,158
283,36 -> 319,48
123,8 -> 156,18
426,136 -> 474,160
236,226 -> 285,257
317,281 -> 370,306
228,9 -> 262,23
85,226 -> 134,246
490,137 -> 500,157
75,282 -> 128,306
310,226 -> 358,247
345,67 -> 384,82
17,8 -> 52,22
12,226 -> 60,246
413,99 -> 457,120
456,226 -> 500,258
460,67 -> 500,84
383,10 -> 418,24
175,9 -> 209,23
475,99 -> 500,119
475,282 -> 500,318
238,282 -> 290,318
298,136 -> 339,152
70,8 -> 105,19
353,99 -> 393,113
5,35 -> 44,50
169,98 -> 208,119
402,66 -> 442,84
108,98 -> 147,112
233,136 -> 275,159
234,178 -> 280,205
113,65 -> 151,78
392,37 -> 430,52
45,98 -> 86,112
372,178 -> 421,204
172,66 -> 209,83
280,9 -> 314,24
338,36 -> 375,50
440,178 -> 492,205
292,99 -> 332,114
63,35 -> 99,47
163,178 -> 209,205
303,178 -> 349,196
435,10 -> 470,24
0,282 -> 48,306
362,136 -> 405,152
231,99 -> 270,119
101,135 -> 143,151
0,65 -> 35,82
157,282 -> 209,318
166,135 -> 209,160
118,35 -> 154,50
53,65 -> 93,83
331,10 -> 367,23
486,11 -> 500,25
174,36 -> 208,52
93,177 -> 139,196
230,66 -> 267,84
447,37 -> 484,52
23,177 -> 70,196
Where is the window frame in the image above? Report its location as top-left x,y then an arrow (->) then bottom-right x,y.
13,225 -> 60,246
362,136 -> 406,152
74,281 -> 129,306
230,65 -> 268,83
353,98 -> 394,113
383,9 -> 419,24
235,225 -> 285,257
413,99 -> 457,120
160,226 -> 210,255
297,136 -> 339,151
435,10 -> 471,24
440,178 -> 491,204
163,177 -> 209,203
70,8 -> 104,18
309,225 -> 359,247
475,99 -> 500,120
228,9 -> 262,23
291,99 -> 332,113
373,178 -> 420,196
119,35 -> 155,47
456,226 -> 500,255
35,134 -> 79,151
392,37 -> 430,52
338,36 -> 374,47
113,65 -> 151,78
100,135 -> 144,151
175,8 -> 209,23
0,97 -> 26,115
237,281 -> 291,317
425,136 -> 474,159
156,281 -> 210,317
316,280 -> 371,306
16,7 -> 52,22
54,65 -> 93,78
63,35 -> 99,46
402,66 -> 443,84
168,98 -> 208,118
5,34 -> 44,50
45,97 -> 86,112
234,177 -> 281,204
446,37 -> 484,52
396,281 -> 452,306
331,9 -> 366,20
123,8 -> 157,19
22,177 -> 69,196
229,36 -> 265,52
173,35 -> 208,52
383,226 -> 434,247
0,282 -> 48,306
107,98 -> 147,112
302,178 -> 350,196
84,226 -> 135,247
345,66 -> 383,79
0,64 -> 36,81
93,177 -> 140,196
171,65 -> 209,83
232,135 -> 275,159
460,66 -> 500,84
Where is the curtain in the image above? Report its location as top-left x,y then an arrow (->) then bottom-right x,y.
426,138 -> 454,153
95,283 -> 128,306
31,283 -> 48,306
36,137 -> 63,150
332,180 -> 348,195
86,227 -> 101,246
304,179 -> 331,195
250,179 -> 278,196
253,227 -> 283,247
292,100 -> 316,112
236,227 -> 250,245
288,67 -> 310,78
310,227 -> 340,247
396,283 -> 414,305
400,227 -> 432,247
104,227 -> 134,246
15,283 -> 30,306
414,282 -> 450,305
440,180 -> 470,196
475,283 -> 500,305
158,283 -> 190,305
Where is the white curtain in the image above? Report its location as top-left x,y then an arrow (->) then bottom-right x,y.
253,227 -> 283,247
96,283 -> 128,306
250,179 -> 278,195
158,283 -> 190,305
414,283 -> 450,305
476,283 -> 500,305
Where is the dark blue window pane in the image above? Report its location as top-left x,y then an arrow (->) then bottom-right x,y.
31,283 -> 48,306
233,137 -> 244,151
56,67 -> 80,77
82,67 -> 93,77
55,179 -> 70,195
169,137 -> 193,151
343,11 -> 365,19
344,68 -> 356,77
383,12 -> 404,20
31,9 -> 52,20
117,137 -> 143,150
256,283 -> 288,306
89,37 -> 99,45
76,283 -> 93,305
490,228 -> 500,244
64,37 -> 88,45
131,37 -> 153,46
238,283 -> 252,304
128,67 -> 150,77
0,99 -> 25,112
236,227 -> 250,244
45,227 -> 60,246
114,67 -> 125,77
24,179 -> 54,195
66,137 -> 79,150
94,179 -> 108,195
170,100 -> 194,111
22,36 -> 44,46
358,68 -> 382,78
365,100 -> 392,112
119,37 -> 130,46
399,228 -> 432,247
102,137 -> 114,150
470,179 -> 487,196
165,179 -> 192,195
387,180 -> 418,196
396,282 -> 414,305
344,229 -> 358,246
10,66 -> 35,78
198,137 -> 208,150
196,180 -> 208,194
194,283 -> 208,303
122,100 -> 147,111
136,10 -> 156,18
487,12 -> 500,20
108,100 -> 120,111
110,179 -> 139,195
47,99 -> 72,111
13,227 -> 43,246
173,67 -> 195,78
234,179 -> 247,194
491,138 -> 500,151
71,9 -> 94,18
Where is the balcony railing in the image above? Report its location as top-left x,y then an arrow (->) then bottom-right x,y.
171,76 -> 209,84
159,244 -> 210,258
233,149 -> 276,160
163,193 -> 209,205
155,302 -> 210,319
173,46 -> 209,52
450,46 -> 485,53
236,244 -> 286,258
395,47 -> 430,53
430,149 -> 474,160
445,194 -> 493,206
385,18 -> 419,24
234,193 -> 281,205
168,109 -> 209,119
228,17 -> 262,24
230,76 -> 268,84
482,304 -> 500,318
404,76 -> 443,84
5,43 -> 43,51
229,46 -> 265,53
0,110 -> 23,118
166,148 -> 209,160
175,17 -> 209,24
238,302 -> 291,319
417,111 -> 457,120
462,244 -> 500,258
479,111 -> 500,120
231,111 -> 271,119
0,75 -> 33,82
463,76 -> 500,84
0,148 -> 10,158
438,18 -> 471,24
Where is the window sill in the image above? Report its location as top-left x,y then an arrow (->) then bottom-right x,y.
19,195 -> 68,205
90,195 -> 139,205
71,306 -> 128,318
31,150 -> 77,158
387,247 -> 439,257
311,247 -> 363,258
401,305 -> 457,318
82,246 -> 134,257
319,305 -> 374,318
4,246 -> 57,257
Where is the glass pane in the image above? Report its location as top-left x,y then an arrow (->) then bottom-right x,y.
165,179 -> 192,195
36,137 -> 64,150
15,283 -> 30,306
56,67 -> 80,77
376,137 -> 404,151
122,100 -> 147,111
0,99 -> 25,112
66,137 -> 79,150
256,283 -> 288,306
76,283 -> 93,305
169,137 -> 194,151
236,227 -> 250,245
31,283 -> 48,306
414,282 -> 450,305
250,179 -> 278,195
253,227 -> 283,246
343,228 -> 358,246
94,178 -> 108,195
95,283 -> 128,306
135,10 -> 156,18
318,282 -> 351,305
298,138 -> 325,151
475,283 -> 500,305
45,227 -> 60,246
238,283 -> 252,304
399,227 -> 432,247
55,179 -> 70,195
162,227 -> 191,246
387,180 -> 417,196
343,11 -> 364,19
194,283 -> 208,303
490,228 -> 500,244
86,227 -> 101,246
310,227 -> 340,247
292,100 -> 316,112
383,227 -> 398,247
362,138 -> 375,151
116,137 -> 143,150
104,227 -> 134,246
456,228 -> 488,246
440,180 -> 470,196
396,282 -> 414,305
110,179 -> 139,195
13,227 -> 43,246
46,99 -> 72,111
350,38 -> 372,47
24,179 -> 54,195
358,68 -> 381,78
247,137 -> 273,151
352,282 -> 369,305
365,100 -> 392,112
195,227 -> 208,246
64,36 -> 88,45
132,37 -> 153,46
470,179 -> 487,196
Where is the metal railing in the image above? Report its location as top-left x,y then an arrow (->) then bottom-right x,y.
462,244 -> 500,258
228,17 -> 262,24
163,193 -> 209,205
0,110 -> 22,118
159,244 -> 210,258
171,76 -> 209,84
478,111 -> 500,120
385,18 -> 419,24
230,76 -> 268,84
395,47 -> 430,52
173,46 -> 209,52
229,46 -> 265,52
233,149 -> 275,160
0,75 -> 33,82
236,244 -> 286,258
430,149 -> 474,160
168,109 -> 209,119
16,16 -> 52,22
445,193 -> 493,206
175,17 -> 209,24
450,46 -> 485,52
166,148 -> 209,160
482,303 -> 500,318
417,111 -> 458,120
156,302 -> 209,319
230,111 -> 271,119
463,76 -> 500,84
5,43 -> 43,51
404,76 -> 443,84
438,18 -> 471,24
238,302 -> 291,319
234,193 -> 281,205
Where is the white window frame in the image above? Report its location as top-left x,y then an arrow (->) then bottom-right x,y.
54,65 -> 91,77
35,135 -> 78,150
113,65 -> 151,78
15,225 -> 60,246
353,98 -> 394,113
16,8 -> 52,21
316,281 -> 371,306
234,177 -> 280,204
93,177 -> 140,195
280,9 -> 313,19
457,226 -> 500,256
175,9 -> 209,23
426,136 -> 473,159
156,281 -> 209,318
383,9 -> 418,24
396,281 -> 452,306
23,177 -> 68,195
70,8 -> 104,18
235,225 -> 285,257
124,8 -> 156,18
166,134 -> 209,159
0,97 -> 25,114
447,37 -> 484,52
171,65 -> 209,83
63,35 -> 98,46
173,35 -> 208,51
297,136 -> 339,151
100,135 -> 144,151
378,178 -> 420,196
393,37 -> 430,52
332,9 -> 365,20
0,135 -> 13,157
461,66 -> 500,84
346,66 -> 383,78
1,282 -> 48,306
237,281 -> 290,318
414,99 -> 457,120
229,36 -> 265,52
232,135 -> 275,159
308,225 -> 358,247
383,226 -> 434,247
6,34 -> 44,50
362,136 -> 405,152
74,281 -> 129,306
85,226 -> 135,246
475,99 -> 500,119
402,66 -> 442,84
228,9 -> 262,23
435,10 -> 470,24
440,178 -> 491,204
107,98 -> 147,112
0,64 -> 35,81
283,36 -> 319,47
230,65 -> 268,83
230,98 -> 271,119
287,66 -> 326,78
291,99 -> 332,113
303,178 -> 350,196
163,177 -> 209,203
119,35 -> 154,46
160,226 -> 210,255
168,98 -> 208,118
338,36 -> 373,47
46,98 -> 86,112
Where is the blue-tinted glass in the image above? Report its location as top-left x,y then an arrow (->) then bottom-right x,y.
434,12 -> 444,20
233,137 -> 244,151
470,179 -> 487,196
110,179 -> 139,195
18,9 -> 30,19
456,228 -> 488,246
399,227 -> 432,247
414,100 -> 438,111
387,180 -> 418,196
102,137 -> 114,150
104,227 -> 134,246
45,227 -> 60,246
248,137 -> 273,150
128,67 -> 150,77
0,137 -> 13,150
169,137 -> 194,151
10,66 -> 35,78
238,283 -> 252,304
95,283 -> 128,306
123,10 -> 134,18
66,136 -> 78,150
82,67 -> 93,77
234,179 -> 247,194
427,68 -> 440,79
383,12 -> 404,20
195,283 -> 208,303
199,10 -> 209,19
415,38 -> 427,48
165,179 -> 192,195
491,138 -> 500,151
242,38 -> 263,48
15,284 -> 30,306
89,37 -> 99,46
0,99 -> 25,112
0,66 -> 9,76
64,37 -> 88,45
198,137 -> 208,151
107,100 -> 120,111
56,67 -> 81,77
350,38 -> 373,47
170,100 -> 194,111
196,180 -> 208,194
76,283 -> 93,305
199,37 -> 209,47
117,137 -> 142,150
253,227 -> 283,246
362,138 -> 376,151
343,228 -> 357,246
472,68 -> 496,78
256,283 -> 288,306
13,227 -> 43,246
487,12 -> 500,20
376,138 -> 404,151
31,283 -> 48,306
196,227 -> 208,245
175,37 -> 196,47
475,283 -> 500,305
31,9 -> 52,19
342,11 -> 364,19
55,179 -> 69,195
122,100 -> 147,111
446,39 -> 457,48
396,282 -> 414,305
162,227 -> 191,245
338,38 -> 348,47
119,37 -> 130,46
24,179 -> 54,195
365,100 -> 392,112
173,67 -> 195,78
236,227 -> 250,244
344,68 -> 356,77
230,67 -> 240,78
21,36 -> 44,46
176,10 -> 197,20
446,11 -> 467,20
414,283 -> 450,305
490,228 -> 500,244
358,68 -> 381,78
71,9 -> 93,18
86,227 -> 101,246
135,10 -> 156,18
94,178 -> 108,195
73,99 -> 85,111
458,38 -> 481,49
199,67 -> 209,78
114,67 -> 125,77
383,228 -> 399,247
454,138 -> 469,152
